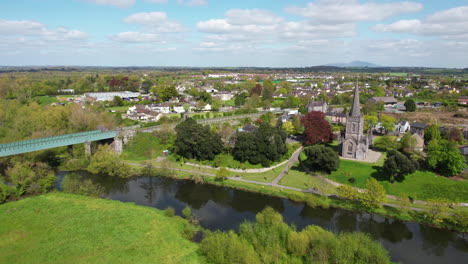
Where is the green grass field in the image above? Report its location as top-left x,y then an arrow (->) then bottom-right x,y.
278,162 -> 337,194
0,193 -> 203,264
34,96 -> 61,106
328,159 -> 468,202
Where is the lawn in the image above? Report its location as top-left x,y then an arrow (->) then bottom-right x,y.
34,96 -> 61,106
0,193 -> 203,264
278,162 -> 337,194
328,159 -> 468,202
106,106 -> 130,112
122,132 -> 170,161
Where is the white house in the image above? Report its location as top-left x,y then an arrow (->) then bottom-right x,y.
147,104 -> 171,114
395,120 -> 410,135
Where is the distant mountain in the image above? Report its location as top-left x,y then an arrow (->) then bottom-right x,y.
324,61 -> 383,68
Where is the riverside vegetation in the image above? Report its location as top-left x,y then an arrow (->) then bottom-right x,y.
0,193 -> 392,264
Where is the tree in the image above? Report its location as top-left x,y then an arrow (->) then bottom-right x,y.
448,127 -> 463,143
156,86 -> 179,102
404,99 -> 416,112
337,184 -> 360,201
426,199 -> 449,222
262,80 -> 275,102
364,115 -> 378,132
400,132 -> 417,152
174,118 -> 223,161
374,135 -> 400,151
87,145 -> 133,178
301,111 -> 333,145
216,167 -> 230,181
303,145 -> 340,173
383,150 -> 417,182
292,115 -> 303,134
233,122 -> 287,167
361,178 -> 387,209
424,124 -> 441,144
427,139 -> 466,176
199,90 -> 212,104
234,92 -> 247,107
111,96 -> 124,107
283,121 -> 295,135
251,84 -> 263,96
140,79 -> 153,94
380,115 -> 396,134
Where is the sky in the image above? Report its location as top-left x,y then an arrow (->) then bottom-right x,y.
0,0 -> 467,68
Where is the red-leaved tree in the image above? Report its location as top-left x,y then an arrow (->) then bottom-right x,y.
301,111 -> 334,145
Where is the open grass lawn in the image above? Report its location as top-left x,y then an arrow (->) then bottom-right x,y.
0,193 -> 203,264
237,163 -> 287,183
105,106 -> 130,112
329,159 -> 468,202
34,96 -> 61,106
279,162 -> 337,194
122,133 -> 170,161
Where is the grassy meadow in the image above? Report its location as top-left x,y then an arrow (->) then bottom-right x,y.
0,193 -> 204,264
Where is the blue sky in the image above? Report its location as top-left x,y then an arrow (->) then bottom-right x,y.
1,0 -> 467,67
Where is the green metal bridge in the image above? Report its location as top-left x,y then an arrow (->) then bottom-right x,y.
0,130 -> 117,157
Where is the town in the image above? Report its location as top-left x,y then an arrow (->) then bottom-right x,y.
2,0 -> 468,263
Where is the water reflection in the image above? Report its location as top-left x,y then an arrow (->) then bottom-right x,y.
56,173 -> 468,264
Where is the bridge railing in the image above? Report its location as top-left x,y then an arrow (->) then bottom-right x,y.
0,130 -> 117,157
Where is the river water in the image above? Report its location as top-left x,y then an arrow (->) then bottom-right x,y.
57,172 -> 468,264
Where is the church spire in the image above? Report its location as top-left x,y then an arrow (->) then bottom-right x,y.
350,79 -> 361,117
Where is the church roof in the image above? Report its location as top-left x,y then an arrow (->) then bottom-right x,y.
350,83 -> 361,117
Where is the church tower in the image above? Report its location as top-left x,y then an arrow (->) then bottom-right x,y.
341,81 -> 369,160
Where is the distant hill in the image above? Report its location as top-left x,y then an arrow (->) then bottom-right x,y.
325,61 -> 383,68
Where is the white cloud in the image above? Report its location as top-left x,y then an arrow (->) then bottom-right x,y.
225,9 -> 283,25
196,8 -> 354,49
0,19 -> 88,40
373,19 -> 421,33
177,0 -> 208,7
374,6 -> 468,38
123,12 -> 186,33
110,32 -> 164,43
285,0 -> 423,24
144,0 -> 168,3
79,0 -> 135,8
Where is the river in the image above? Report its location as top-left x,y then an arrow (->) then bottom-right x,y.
57,172 -> 468,264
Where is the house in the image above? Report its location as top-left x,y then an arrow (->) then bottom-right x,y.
173,105 -> 191,113
458,146 -> 468,165
412,133 -> 425,152
278,114 -> 289,123
458,96 -> 468,105
326,112 -> 347,124
306,100 -> 328,113
395,120 -> 410,135
410,122 -> 428,136
146,103 -> 171,114
368,96 -> 398,106
215,92 -> 234,101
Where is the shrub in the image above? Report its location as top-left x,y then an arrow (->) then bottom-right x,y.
164,207 -> 175,217
182,207 -> 192,219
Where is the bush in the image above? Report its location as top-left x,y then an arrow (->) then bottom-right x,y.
0,182 -> 15,203
182,207 -> 192,219
164,207 -> 175,217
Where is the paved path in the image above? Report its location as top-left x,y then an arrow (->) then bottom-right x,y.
271,146 -> 303,186
127,148 -> 467,212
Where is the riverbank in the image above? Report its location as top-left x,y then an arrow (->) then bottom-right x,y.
0,193 -> 204,264
127,160 -> 468,233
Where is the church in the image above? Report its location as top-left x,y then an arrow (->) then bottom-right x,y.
340,83 -> 370,160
